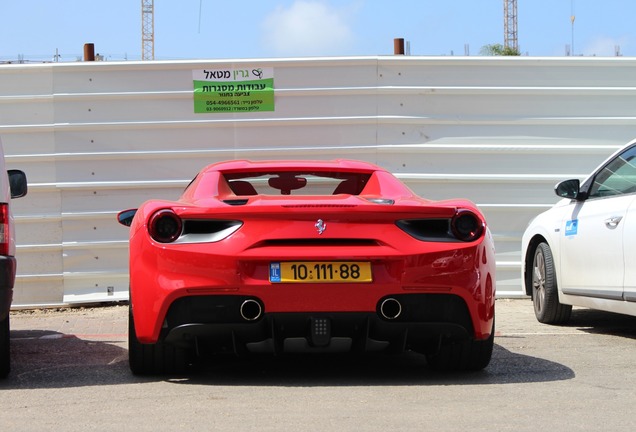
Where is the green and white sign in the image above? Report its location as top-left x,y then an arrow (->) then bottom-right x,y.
193,67 -> 274,113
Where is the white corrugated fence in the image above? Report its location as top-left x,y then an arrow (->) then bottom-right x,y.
1,56 -> 634,306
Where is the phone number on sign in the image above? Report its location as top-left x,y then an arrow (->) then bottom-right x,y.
206,100 -> 240,106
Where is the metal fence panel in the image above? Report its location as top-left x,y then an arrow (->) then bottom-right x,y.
1,56 -> 634,306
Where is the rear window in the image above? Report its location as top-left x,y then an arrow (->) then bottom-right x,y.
224,171 -> 371,196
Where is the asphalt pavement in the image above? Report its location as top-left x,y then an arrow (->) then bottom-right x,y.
4,299 -> 636,432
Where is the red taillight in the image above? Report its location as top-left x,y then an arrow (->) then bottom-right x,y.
0,203 -> 9,255
450,210 -> 484,242
148,209 -> 182,243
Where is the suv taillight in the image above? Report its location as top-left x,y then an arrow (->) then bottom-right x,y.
0,203 -> 9,255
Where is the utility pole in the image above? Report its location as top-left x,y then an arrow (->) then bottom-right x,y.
141,0 -> 154,60
503,0 -> 518,52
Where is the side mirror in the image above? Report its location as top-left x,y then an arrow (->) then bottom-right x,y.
8,170 -> 27,199
117,209 -> 137,227
554,179 -> 581,200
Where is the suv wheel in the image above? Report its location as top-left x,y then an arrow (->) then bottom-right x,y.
0,314 -> 9,378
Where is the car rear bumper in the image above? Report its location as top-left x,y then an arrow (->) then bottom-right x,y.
130,228 -> 496,343
157,293 -> 476,356
0,255 -> 16,319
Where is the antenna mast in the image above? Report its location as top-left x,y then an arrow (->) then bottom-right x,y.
503,0 -> 518,52
141,0 -> 154,60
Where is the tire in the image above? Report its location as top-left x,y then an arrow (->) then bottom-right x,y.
0,314 -> 9,379
531,242 -> 572,324
426,317 -> 495,372
128,305 -> 189,375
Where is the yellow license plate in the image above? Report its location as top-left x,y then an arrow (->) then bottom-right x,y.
270,261 -> 372,283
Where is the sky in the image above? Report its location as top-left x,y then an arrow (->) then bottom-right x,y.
0,0 -> 634,62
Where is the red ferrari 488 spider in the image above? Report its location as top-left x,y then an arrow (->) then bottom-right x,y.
118,159 -> 496,374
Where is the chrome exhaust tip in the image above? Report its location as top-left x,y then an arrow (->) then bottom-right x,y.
380,298 -> 402,320
240,299 -> 263,321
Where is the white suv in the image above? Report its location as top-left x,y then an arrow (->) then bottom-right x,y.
0,139 -> 27,378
